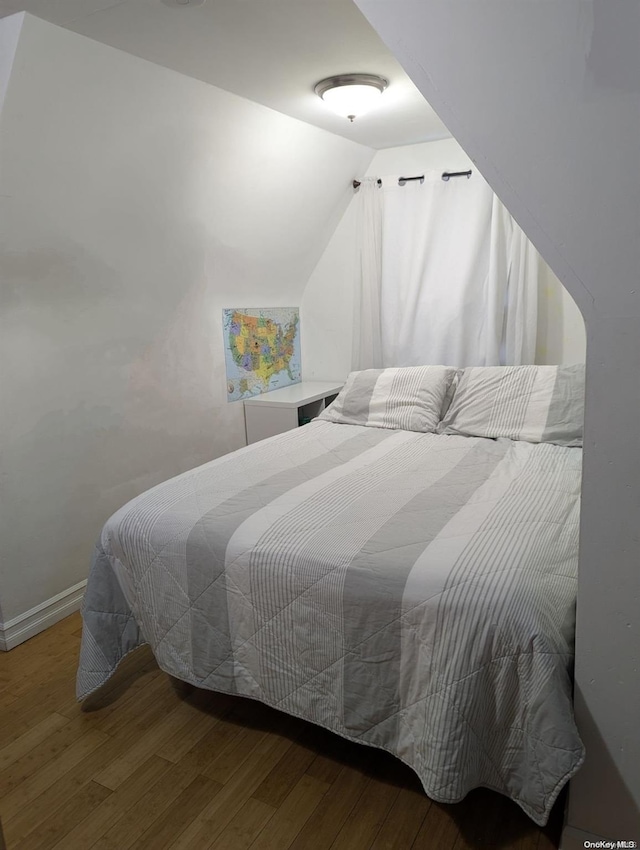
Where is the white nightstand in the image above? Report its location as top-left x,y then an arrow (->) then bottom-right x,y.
244,381 -> 343,445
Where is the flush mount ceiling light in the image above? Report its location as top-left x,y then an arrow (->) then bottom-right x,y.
314,74 -> 388,122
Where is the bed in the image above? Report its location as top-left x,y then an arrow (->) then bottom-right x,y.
77,364 -> 586,826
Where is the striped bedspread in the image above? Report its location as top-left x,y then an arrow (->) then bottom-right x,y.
77,420 -> 585,824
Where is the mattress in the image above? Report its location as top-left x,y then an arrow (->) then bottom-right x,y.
77,419 -> 585,824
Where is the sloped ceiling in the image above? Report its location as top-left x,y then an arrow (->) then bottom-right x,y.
0,0 -> 450,149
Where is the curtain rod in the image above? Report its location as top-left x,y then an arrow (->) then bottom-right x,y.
352,170 -> 472,189
352,178 -> 382,189
441,170 -> 473,181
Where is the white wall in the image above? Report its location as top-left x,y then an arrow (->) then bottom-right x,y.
355,0 -> 640,843
0,10 -> 24,630
301,200 -> 358,381
0,13 -> 374,628
0,9 -> 21,114
302,137 -> 585,380
536,262 -> 588,367
370,137 -> 471,175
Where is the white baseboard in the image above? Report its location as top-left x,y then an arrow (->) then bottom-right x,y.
0,580 -> 87,651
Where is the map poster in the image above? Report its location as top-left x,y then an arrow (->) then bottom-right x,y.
222,307 -> 301,402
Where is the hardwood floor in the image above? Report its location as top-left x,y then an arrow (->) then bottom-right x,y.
0,613 -> 563,849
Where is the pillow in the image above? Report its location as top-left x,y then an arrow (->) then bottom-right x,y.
318,365 -> 457,433
438,364 -> 585,445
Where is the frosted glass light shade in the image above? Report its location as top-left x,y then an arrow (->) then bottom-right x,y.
315,74 -> 388,122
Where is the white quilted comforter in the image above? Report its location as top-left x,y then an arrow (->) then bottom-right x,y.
78,421 -> 585,824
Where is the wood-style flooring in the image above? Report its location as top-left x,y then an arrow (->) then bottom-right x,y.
0,613 -> 563,849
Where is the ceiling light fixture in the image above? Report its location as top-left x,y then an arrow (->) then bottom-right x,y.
314,74 -> 388,122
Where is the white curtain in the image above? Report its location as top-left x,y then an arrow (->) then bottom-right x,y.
496,196 -> 540,365
351,178 -> 384,370
357,171 -> 539,369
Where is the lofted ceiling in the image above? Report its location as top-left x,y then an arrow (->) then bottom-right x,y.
0,0 -> 451,149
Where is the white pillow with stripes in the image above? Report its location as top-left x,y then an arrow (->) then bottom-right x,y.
318,366 -> 457,432
438,364 -> 585,445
